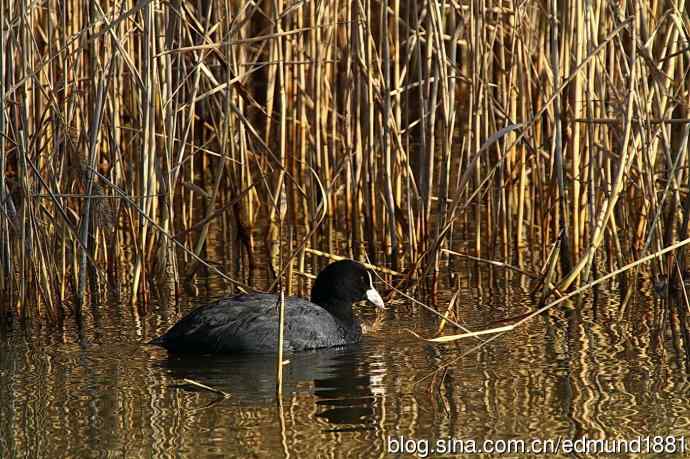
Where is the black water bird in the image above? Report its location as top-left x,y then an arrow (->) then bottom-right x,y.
149,260 -> 385,353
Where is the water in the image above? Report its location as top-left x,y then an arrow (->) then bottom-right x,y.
2,266 -> 690,458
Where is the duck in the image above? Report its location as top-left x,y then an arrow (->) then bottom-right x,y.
149,260 -> 385,353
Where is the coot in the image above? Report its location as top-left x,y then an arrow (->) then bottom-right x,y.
149,260 -> 385,353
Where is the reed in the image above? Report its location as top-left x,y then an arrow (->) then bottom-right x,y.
1,0 -> 690,324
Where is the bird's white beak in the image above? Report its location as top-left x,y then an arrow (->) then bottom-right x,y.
365,271 -> 385,308
366,288 -> 385,308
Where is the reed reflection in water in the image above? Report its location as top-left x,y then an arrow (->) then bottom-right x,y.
2,264 -> 690,458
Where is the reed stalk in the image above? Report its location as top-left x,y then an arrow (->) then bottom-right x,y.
0,0 -> 689,330
276,288 -> 285,397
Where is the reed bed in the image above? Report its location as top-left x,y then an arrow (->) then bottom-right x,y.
1,0 -> 690,323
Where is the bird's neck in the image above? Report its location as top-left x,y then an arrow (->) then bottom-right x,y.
315,299 -> 355,324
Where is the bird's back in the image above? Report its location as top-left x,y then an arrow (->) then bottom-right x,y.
150,293 -> 361,353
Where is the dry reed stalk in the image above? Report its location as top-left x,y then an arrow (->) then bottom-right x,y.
276,288 -> 285,397
570,0 -> 585,260
363,0 -> 377,261
87,167 -> 250,290
550,0 -> 571,280
0,0 -> 6,312
381,0 -> 398,270
420,236 -> 690,344
304,247 -> 402,276
440,249 -> 538,279
557,7 -> 639,291
2,0 -> 690,327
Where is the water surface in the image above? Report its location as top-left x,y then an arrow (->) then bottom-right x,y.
2,267 -> 689,458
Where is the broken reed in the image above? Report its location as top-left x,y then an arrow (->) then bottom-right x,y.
1,1 -> 690,320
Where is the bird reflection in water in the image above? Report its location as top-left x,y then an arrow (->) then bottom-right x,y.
156,345 -> 380,430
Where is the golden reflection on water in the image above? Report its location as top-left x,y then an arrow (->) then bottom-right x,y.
2,266 -> 690,458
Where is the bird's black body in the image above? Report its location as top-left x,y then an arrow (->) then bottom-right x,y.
149,260 -> 384,354
149,294 -> 362,353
